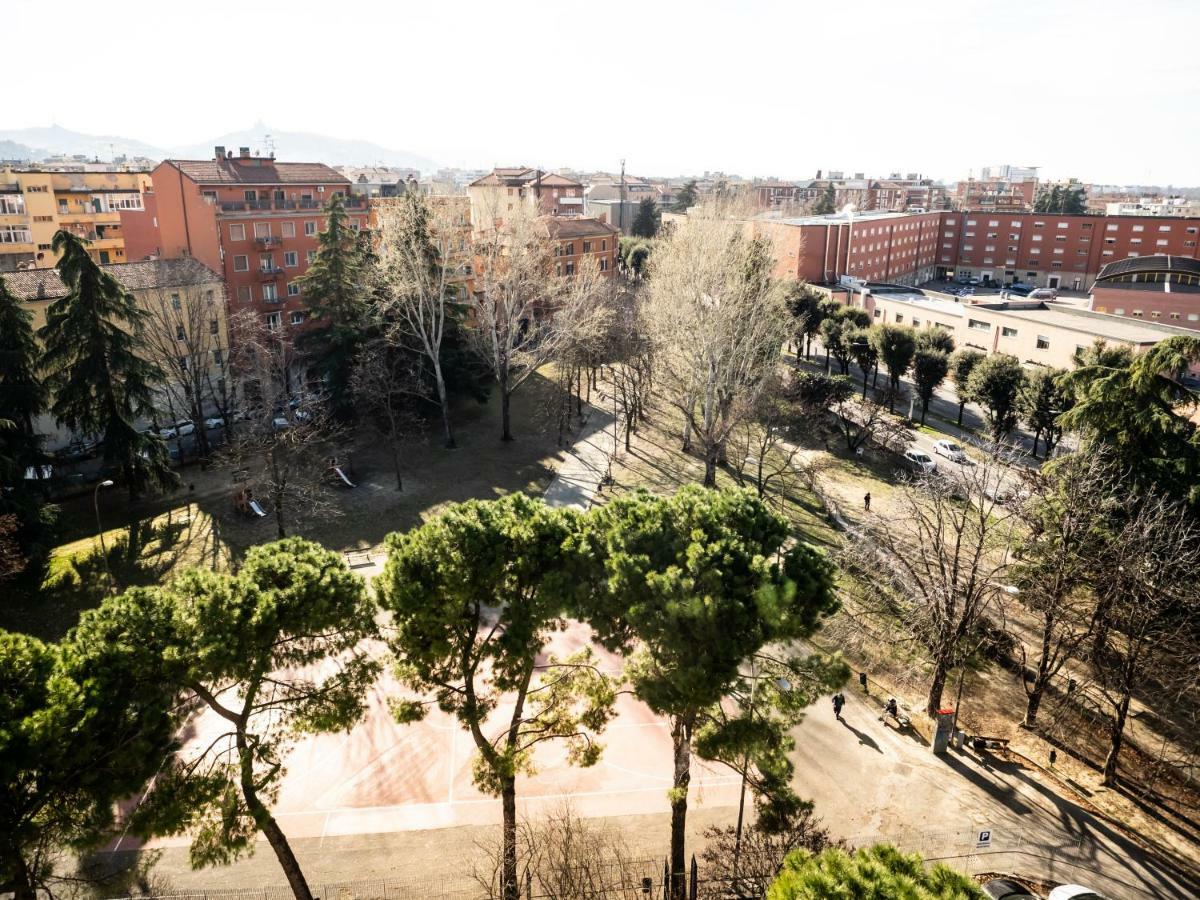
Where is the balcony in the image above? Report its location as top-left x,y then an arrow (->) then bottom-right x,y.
219,195 -> 368,214
258,266 -> 285,280
255,235 -> 284,248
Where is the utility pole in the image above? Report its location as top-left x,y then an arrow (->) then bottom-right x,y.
619,158 -> 626,234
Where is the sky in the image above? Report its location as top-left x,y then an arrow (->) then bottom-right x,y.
8,0 -> 1200,185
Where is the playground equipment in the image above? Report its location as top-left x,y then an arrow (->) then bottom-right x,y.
327,456 -> 356,488
234,486 -> 268,518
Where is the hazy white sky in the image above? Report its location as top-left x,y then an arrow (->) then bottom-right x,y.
10,0 -> 1200,184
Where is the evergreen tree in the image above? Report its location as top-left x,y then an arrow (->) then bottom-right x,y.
631,197 -> 660,238
949,348 -> 985,428
911,348 -> 950,425
964,353 -> 1024,442
769,845 -> 985,899
296,194 -> 373,420
1019,367 -> 1070,458
870,324 -> 917,411
38,231 -> 175,497
811,184 -> 836,215
673,180 -> 698,212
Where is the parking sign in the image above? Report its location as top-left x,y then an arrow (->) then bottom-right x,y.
976,830 -> 992,849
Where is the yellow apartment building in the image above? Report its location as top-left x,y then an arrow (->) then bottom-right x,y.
0,167 -> 151,273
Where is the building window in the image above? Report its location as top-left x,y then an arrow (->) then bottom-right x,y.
305,221 -> 317,236
282,221 -> 296,238
175,324 -> 186,341
582,240 -> 592,253
1036,335 -> 1050,349
263,283 -> 278,301
1132,310 -> 1143,317
1114,307 -> 1125,315
288,282 -> 300,296
1132,225 -> 1144,232
169,293 -> 182,310
244,190 -> 258,203
226,224 -> 245,241
266,312 -> 281,330
1156,239 -> 1169,246
237,285 -> 251,302
254,222 -> 271,238
233,255 -> 249,272
1152,311 -> 1162,318
290,311 -> 305,325
873,308 -> 881,318
213,349 -> 224,365
1106,224 -> 1118,231
988,220 -> 999,227
601,240 -> 607,251
599,258 -> 609,272
968,319 -> 990,331
284,251 -> 299,267
209,318 -> 219,335
1159,225 -> 1172,232
307,250 -> 316,263
1057,222 -> 1068,229
1032,235 -> 1042,242
1001,326 -> 1018,337
259,255 -> 275,272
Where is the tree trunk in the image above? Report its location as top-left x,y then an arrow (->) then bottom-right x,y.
1102,691 -> 1131,785
957,400 -> 966,429
433,362 -> 456,449
861,370 -> 869,399
1024,625 -> 1053,728
926,657 -> 950,717
1023,683 -> 1044,729
501,773 -> 519,900
920,399 -> 929,425
390,440 -> 403,492
1030,429 -> 1041,459
501,390 -> 513,442
4,849 -> 36,900
237,730 -> 314,900
703,443 -> 719,488
669,717 -> 692,900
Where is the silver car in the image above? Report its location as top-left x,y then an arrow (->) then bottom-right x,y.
933,439 -> 967,463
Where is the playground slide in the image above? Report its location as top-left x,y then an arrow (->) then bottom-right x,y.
333,466 -> 356,488
248,499 -> 267,517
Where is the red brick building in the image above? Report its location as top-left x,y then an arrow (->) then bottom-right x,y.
125,147 -> 361,337
1088,255 -> 1200,330
939,212 -> 1200,291
542,216 -> 619,277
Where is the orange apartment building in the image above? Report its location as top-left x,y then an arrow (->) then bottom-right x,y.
123,147 -> 363,339
543,217 -> 619,277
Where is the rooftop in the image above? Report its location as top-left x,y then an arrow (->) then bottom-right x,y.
541,216 -> 619,239
973,300 -> 1196,345
469,167 -> 583,189
4,258 -> 223,302
166,158 -> 349,186
760,210 -> 921,227
1096,254 -> 1200,282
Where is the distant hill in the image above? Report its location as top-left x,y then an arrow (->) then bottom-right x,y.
173,122 -> 437,172
0,125 -> 165,162
0,139 -> 38,160
0,123 -> 436,173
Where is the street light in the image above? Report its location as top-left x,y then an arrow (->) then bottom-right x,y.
94,479 -> 115,593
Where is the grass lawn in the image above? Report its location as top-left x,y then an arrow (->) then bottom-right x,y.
1,371 -> 571,640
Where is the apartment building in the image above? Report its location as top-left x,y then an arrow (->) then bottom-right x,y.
953,165 -> 1039,212
468,167 -> 585,229
856,285 -> 1197,371
543,217 -> 619,278
0,167 -> 151,272
1087,255 -> 1200,331
940,212 -> 1200,291
126,147 -> 361,340
2,258 -> 227,446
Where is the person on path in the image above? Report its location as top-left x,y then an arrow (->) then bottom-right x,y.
832,692 -> 845,720
863,492 -> 871,511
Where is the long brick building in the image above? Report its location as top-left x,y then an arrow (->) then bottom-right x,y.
754,208 -> 1200,293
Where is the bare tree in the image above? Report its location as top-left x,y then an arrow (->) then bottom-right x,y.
138,263 -> 231,460
472,803 -> 641,900
828,394 -> 912,455
645,210 -> 792,486
469,203 -> 608,442
1010,455 -> 1118,727
350,336 -> 425,491
603,288 -> 654,453
221,312 -> 342,540
727,370 -> 806,498
1091,490 -> 1200,785
374,193 -> 471,448
847,456 -> 1017,716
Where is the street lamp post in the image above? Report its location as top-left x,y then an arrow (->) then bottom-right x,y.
94,479 -> 115,593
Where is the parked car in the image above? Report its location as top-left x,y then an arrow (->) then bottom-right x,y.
272,415 -> 291,432
981,878 -> 1037,900
1047,886 -> 1107,900
933,439 -> 968,463
903,449 -> 937,473
157,420 -> 195,439
203,416 -> 226,430
1030,287 -> 1058,299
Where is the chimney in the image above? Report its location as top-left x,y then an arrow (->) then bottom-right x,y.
816,169 -> 822,179
214,146 -> 225,160
239,147 -> 250,158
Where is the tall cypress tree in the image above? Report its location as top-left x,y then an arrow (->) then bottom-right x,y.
0,276 -> 46,477
296,194 -> 372,420
38,230 -> 176,497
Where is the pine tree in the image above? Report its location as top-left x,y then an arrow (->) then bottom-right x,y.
811,183 -> 836,215
296,194 -> 373,420
38,231 -> 175,497
0,276 -> 46,476
673,180 -> 698,212
631,197 -> 660,238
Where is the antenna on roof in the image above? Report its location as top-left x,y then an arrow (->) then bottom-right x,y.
263,132 -> 276,157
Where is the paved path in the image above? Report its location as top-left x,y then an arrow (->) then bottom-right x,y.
789,683 -> 1198,899
541,401 -> 616,510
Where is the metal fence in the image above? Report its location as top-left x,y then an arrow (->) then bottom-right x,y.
101,826 -> 1163,900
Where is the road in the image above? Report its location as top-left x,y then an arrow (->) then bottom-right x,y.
789,687 -> 1198,899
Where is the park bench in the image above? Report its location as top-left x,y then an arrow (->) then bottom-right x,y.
342,549 -> 373,569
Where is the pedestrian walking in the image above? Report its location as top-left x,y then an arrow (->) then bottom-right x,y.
863,492 -> 871,511
832,692 -> 845,720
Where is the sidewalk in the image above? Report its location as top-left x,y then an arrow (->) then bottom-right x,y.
541,401 -> 616,511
